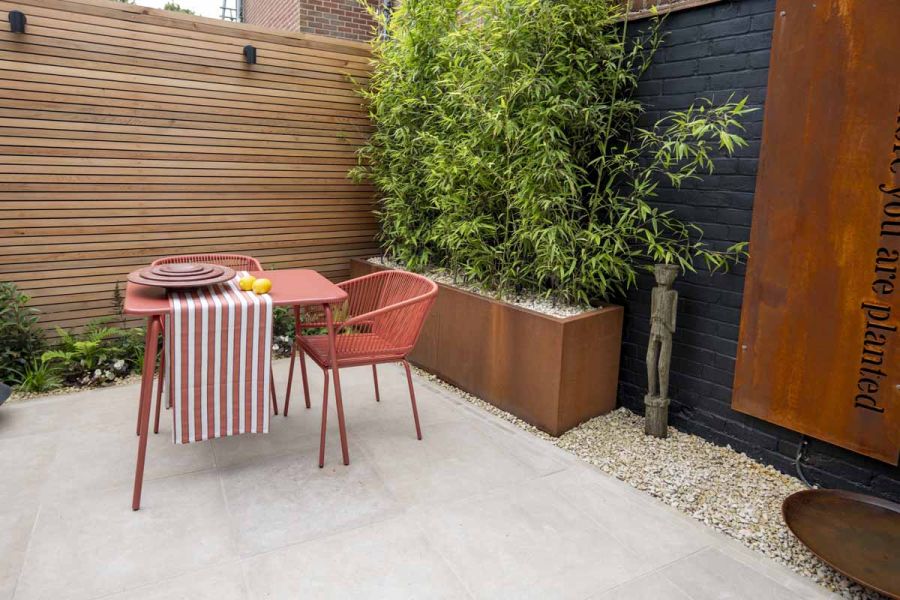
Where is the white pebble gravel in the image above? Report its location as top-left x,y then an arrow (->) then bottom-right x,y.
414,367 -> 888,600
367,257 -> 592,318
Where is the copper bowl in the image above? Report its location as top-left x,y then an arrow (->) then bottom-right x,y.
783,489 -> 900,598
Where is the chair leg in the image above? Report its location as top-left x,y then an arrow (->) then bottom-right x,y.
298,347 -> 311,409
403,360 -> 422,440
270,366 -> 279,415
318,369 -> 330,468
136,394 -> 142,436
284,306 -> 302,416
153,369 -> 163,435
164,317 -> 172,410
372,364 -> 380,403
136,323 -> 152,436
153,328 -> 166,435
284,338 -> 297,416
324,306 -> 349,466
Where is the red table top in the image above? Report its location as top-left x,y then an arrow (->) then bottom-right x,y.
123,269 -> 347,316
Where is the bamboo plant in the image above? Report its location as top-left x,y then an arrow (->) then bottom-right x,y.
353,0 -> 751,305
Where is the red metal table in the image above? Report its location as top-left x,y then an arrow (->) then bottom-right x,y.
125,269 -> 349,510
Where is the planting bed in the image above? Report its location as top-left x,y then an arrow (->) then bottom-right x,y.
353,258 -> 623,436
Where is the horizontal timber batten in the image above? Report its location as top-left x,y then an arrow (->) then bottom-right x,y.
0,0 -> 377,334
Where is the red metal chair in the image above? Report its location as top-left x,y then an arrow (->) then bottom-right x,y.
143,254 -> 279,435
283,270 -> 438,466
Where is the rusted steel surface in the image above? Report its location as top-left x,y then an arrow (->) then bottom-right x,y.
732,0 -> 900,463
350,259 -> 624,436
783,489 -> 900,598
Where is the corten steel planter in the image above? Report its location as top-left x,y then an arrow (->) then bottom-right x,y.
350,259 -> 624,436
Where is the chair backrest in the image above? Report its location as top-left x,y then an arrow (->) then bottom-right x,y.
341,270 -> 438,353
151,254 -> 263,272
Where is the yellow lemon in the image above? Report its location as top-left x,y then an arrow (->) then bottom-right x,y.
252,278 -> 272,295
238,275 -> 256,291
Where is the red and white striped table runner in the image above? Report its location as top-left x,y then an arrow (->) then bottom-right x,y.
165,272 -> 273,444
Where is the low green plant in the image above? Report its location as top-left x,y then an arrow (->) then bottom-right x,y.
272,306 -> 295,357
0,282 -> 46,385
113,326 -> 146,370
112,281 -> 126,328
354,0 -> 750,305
42,320 -> 132,386
272,307 -> 294,340
17,359 -> 62,394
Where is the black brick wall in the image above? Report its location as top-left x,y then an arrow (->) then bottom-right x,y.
619,0 -> 900,502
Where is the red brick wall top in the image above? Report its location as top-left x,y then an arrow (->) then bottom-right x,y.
241,0 -> 728,40
242,0 -> 375,42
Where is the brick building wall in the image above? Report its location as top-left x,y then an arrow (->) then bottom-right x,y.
242,0 -> 375,42
620,0 -> 900,502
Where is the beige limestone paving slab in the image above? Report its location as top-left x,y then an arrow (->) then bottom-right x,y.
0,433 -> 57,511
242,514 -> 472,599
460,411 -> 571,476
545,467 -> 719,571
0,506 -> 37,600
661,547 -> 807,600
591,572 -> 695,600
210,402 -> 326,469
40,427 -> 215,500
411,475 -> 653,600
14,471 -> 237,600
0,364 -> 838,600
97,563 -> 249,600
358,418 -> 552,507
712,536 -> 840,600
0,396 -> 72,439
65,386 -> 148,433
218,450 -> 401,558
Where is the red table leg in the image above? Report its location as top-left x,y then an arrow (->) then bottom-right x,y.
136,320 -> 154,436
133,315 -> 161,511
285,305 -> 313,416
325,304 -> 349,466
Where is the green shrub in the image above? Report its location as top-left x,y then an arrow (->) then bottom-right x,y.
354,0 -> 750,304
0,282 -> 46,385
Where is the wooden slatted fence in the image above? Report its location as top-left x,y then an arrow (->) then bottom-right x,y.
0,0 -> 378,333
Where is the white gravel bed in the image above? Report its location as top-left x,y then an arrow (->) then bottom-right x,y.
415,367 -> 885,600
367,256 -> 593,318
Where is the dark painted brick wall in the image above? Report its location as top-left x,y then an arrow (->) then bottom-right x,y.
619,0 -> 900,502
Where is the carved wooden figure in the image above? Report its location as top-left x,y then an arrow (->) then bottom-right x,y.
645,264 -> 679,437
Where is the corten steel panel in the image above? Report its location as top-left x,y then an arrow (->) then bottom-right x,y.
351,259 -> 623,435
732,0 -> 900,463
